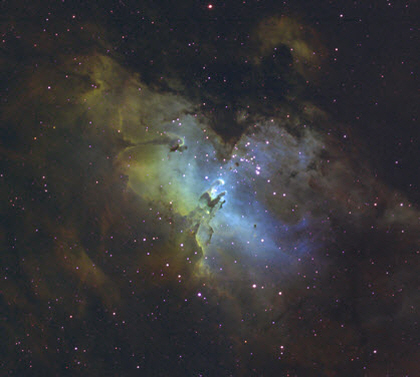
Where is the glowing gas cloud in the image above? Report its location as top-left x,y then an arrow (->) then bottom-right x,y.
79,54 -> 417,288
109,79 -> 326,260
2,4 -> 419,375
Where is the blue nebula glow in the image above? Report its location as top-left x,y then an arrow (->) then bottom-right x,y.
125,113 -> 328,270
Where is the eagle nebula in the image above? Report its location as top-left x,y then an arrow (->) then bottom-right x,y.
1,1 -> 419,376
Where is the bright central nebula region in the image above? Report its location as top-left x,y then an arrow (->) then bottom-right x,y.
80,54 -> 412,295
82,60 -> 336,301
126,114 -> 321,261
29,52 -> 412,312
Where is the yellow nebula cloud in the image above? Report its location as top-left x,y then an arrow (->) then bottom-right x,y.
255,16 -> 327,80
55,227 -> 120,311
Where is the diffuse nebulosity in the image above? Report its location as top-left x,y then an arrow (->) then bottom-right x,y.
51,54 -> 319,301
82,53 -> 418,289
2,6 -> 419,375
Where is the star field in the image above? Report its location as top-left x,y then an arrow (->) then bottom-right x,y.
1,0 -> 419,376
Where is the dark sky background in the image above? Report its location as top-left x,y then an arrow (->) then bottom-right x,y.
1,1 -> 419,376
